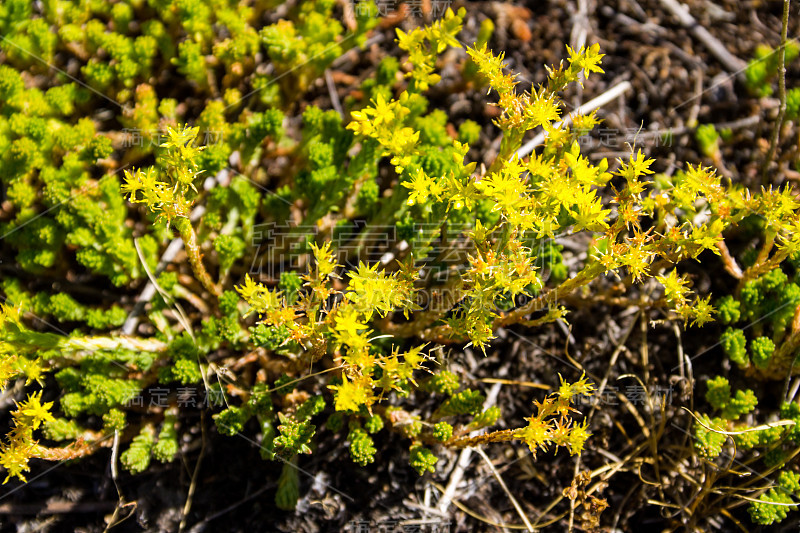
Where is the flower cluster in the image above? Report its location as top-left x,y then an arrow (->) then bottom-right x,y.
2,3 -> 800,521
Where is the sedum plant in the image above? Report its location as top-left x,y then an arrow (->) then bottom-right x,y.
692,205 -> 800,525
694,377 -> 800,525
744,42 -> 800,98
717,265 -> 800,379
2,2 -> 800,520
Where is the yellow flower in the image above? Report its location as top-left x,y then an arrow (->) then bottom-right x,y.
330,374 -> 376,412
15,391 -> 55,430
518,415 -> 552,454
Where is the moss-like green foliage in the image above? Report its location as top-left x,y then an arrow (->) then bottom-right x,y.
705,376 -> 731,411
748,471 -> 800,526
457,120 -> 482,145
153,411 -> 179,463
745,43 -> 800,97
249,324 -> 290,350
780,471 -> 800,493
749,487 -> 797,525
694,414 -> 727,459
294,395 -> 324,421
121,425 -> 155,474
347,425 -> 376,466
695,124 -> 720,159
786,87 -> 800,121
43,418 -> 83,441
409,444 -> 438,475
435,389 -> 485,418
1,278 -> 128,330
715,265 -> 800,381
422,371 -> 460,395
780,402 -> 800,444
432,422 -> 453,443
273,413 -> 315,458
214,385 -> 274,438
159,333 -> 202,385
102,409 -> 126,432
721,328 -> 748,367
716,295 -> 741,324
214,405 -> 249,437
467,406 -> 502,432
697,374 -> 800,525
214,234 -> 246,275
219,291 -> 241,316
705,377 -> 757,420
60,374 -> 141,417
364,414 -> 384,434
750,337 -> 776,370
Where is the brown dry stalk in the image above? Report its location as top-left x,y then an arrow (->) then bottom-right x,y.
446,428 -> 518,448
32,431 -> 109,462
737,246 -> 791,294
716,240 -> 743,279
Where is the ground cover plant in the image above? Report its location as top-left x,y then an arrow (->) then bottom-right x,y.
1,1 -> 800,531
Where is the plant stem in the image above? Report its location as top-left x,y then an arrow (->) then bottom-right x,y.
63,335 -> 168,354
737,246 -> 790,294
494,261 -> 606,328
33,430 -> 108,460
175,217 -> 222,297
489,128 -> 524,174
446,428 -> 518,448
761,0 -> 791,185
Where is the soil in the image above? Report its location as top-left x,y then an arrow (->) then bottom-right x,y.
3,1 -> 800,532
